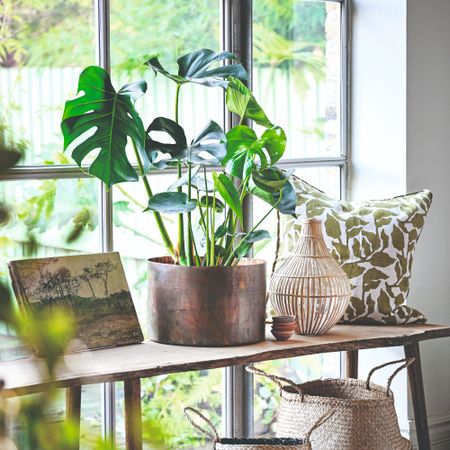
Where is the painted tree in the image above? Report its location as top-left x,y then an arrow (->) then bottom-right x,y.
79,266 -> 99,300
94,261 -> 118,298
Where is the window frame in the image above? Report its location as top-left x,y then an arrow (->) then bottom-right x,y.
0,0 -> 349,444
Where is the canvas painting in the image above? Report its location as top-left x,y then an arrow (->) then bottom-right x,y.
8,252 -> 144,354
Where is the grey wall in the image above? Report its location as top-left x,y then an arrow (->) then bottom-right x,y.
407,1 -> 450,448
351,0 -> 450,448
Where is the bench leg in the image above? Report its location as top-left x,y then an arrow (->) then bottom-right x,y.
66,385 -> 82,450
345,350 -> 359,378
124,378 -> 142,450
404,343 -> 431,450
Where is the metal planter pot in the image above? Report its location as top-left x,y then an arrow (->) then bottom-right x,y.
148,257 -> 267,346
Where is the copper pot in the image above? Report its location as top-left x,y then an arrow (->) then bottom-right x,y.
148,257 -> 267,346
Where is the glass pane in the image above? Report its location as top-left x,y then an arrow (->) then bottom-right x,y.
253,0 -> 342,158
0,1 -> 96,165
0,177 -> 99,358
0,177 -> 101,449
110,0 -> 223,166
115,369 -> 223,449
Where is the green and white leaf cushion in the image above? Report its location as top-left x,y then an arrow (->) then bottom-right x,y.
275,177 -> 433,324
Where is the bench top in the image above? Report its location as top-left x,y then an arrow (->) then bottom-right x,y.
1,323 -> 449,396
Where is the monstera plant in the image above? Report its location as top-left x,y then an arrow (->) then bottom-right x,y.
61,49 -> 296,346
61,49 -> 294,267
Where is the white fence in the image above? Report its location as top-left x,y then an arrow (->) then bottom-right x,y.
0,66 -> 331,163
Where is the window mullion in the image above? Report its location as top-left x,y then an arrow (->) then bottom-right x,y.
95,0 -> 115,447
223,0 -> 254,440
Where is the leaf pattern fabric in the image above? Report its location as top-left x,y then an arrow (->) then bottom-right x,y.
275,177 -> 432,324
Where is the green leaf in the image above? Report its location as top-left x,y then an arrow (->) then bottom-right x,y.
251,167 -> 288,193
189,120 -> 227,165
223,125 -> 286,178
341,262 -> 365,278
146,49 -> 248,88
215,224 -> 228,239
324,214 -> 341,240
61,66 -> 148,188
224,125 -> 258,178
234,241 -> 253,259
147,119 -> 226,166
199,195 -> 225,211
146,117 -> 187,158
259,126 -> 286,165
250,178 -> 296,215
370,251 -> 396,267
244,229 -> 270,243
146,192 -> 196,214
226,77 -> 273,127
212,172 -> 243,222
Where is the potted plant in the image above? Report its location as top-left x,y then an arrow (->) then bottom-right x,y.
61,49 -> 296,346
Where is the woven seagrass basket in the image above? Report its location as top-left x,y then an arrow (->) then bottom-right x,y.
249,359 -> 414,450
184,407 -> 333,450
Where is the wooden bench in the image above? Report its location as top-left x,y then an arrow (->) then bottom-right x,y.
1,323 -> 449,450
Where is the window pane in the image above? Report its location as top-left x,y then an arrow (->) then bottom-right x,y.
0,1 -> 96,165
253,0 -> 342,158
0,177 -> 99,354
115,370 -> 223,449
0,177 -> 101,449
110,0 -> 223,164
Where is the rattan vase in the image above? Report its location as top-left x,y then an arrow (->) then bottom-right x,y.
268,218 -> 351,335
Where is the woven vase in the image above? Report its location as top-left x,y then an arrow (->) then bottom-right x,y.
268,218 -> 351,335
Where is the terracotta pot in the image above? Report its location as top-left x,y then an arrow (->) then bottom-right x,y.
148,257 -> 267,346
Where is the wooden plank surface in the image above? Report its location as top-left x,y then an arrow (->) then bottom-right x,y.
1,324 -> 449,396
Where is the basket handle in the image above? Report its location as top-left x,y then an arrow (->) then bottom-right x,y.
305,409 -> 335,440
184,407 -> 220,442
246,365 -> 303,397
366,358 -> 416,396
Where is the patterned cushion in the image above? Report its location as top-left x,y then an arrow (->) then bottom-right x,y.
275,177 -> 432,324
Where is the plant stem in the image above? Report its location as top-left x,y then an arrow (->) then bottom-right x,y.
175,83 -> 181,123
132,141 -> 175,258
223,190 -> 283,266
203,166 -> 210,266
210,188 -> 216,264
186,161 -> 193,266
177,162 -> 186,265
174,83 -> 187,265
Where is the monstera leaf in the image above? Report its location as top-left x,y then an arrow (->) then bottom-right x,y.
146,192 -> 196,214
226,77 -> 273,127
249,173 -> 296,215
147,118 -> 226,166
146,49 -> 248,88
61,66 -> 149,188
212,172 -> 243,222
223,125 -> 286,178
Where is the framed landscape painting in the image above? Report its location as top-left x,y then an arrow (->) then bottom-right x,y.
8,252 -> 144,354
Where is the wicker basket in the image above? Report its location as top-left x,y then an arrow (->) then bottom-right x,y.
268,218 -> 351,335
184,407 -> 333,450
248,359 -> 414,450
